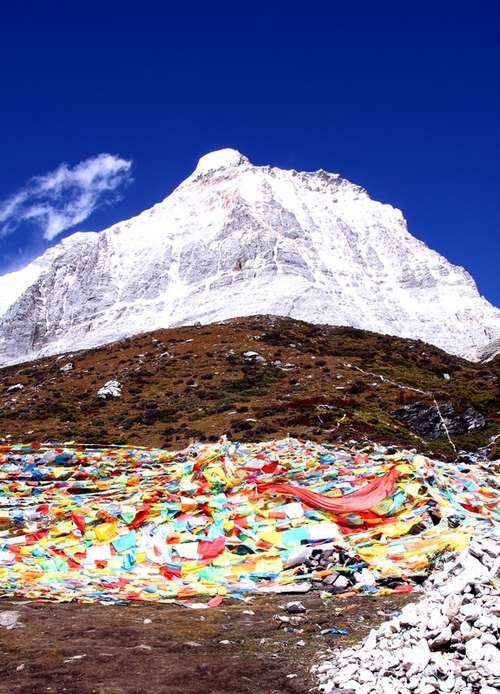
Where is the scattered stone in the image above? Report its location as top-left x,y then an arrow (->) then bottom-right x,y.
286,601 -> 306,614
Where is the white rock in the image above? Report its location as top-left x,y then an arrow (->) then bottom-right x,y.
400,603 -> 421,627
389,618 -> 402,634
381,651 -> 401,670
406,641 -> 431,676
459,602 -> 482,621
363,629 -> 378,652
479,554 -> 494,569
430,653 -> 453,676
441,675 -> 457,692
427,609 -> 449,632
465,637 -> 485,662
474,615 -> 494,630
401,647 -> 416,670
489,558 -> 500,578
315,662 -> 333,674
428,570 -> 448,587
483,597 -> 500,616
460,620 -> 482,640
481,642 -> 500,665
379,676 -> 399,694
313,529 -> 500,694
357,685 -> 376,694
283,546 -> 312,568
336,663 -> 359,679
0,611 -> 22,627
418,684 -> 436,694
441,593 -> 462,620
481,662 -> 500,676
439,572 -> 471,597
481,540 -> 500,558
459,553 -> 491,580
97,380 -> 122,398
428,625 -> 453,648
360,568 -> 376,586
480,632 -> 498,646
357,668 -> 375,683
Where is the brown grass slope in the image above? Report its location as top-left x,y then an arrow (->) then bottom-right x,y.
1,315 -> 499,459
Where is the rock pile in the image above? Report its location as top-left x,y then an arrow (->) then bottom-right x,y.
312,533 -> 500,694
284,545 -> 412,595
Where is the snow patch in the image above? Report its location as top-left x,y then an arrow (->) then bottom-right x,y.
194,148 -> 248,175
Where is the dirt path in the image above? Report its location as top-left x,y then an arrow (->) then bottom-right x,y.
0,593 -> 415,694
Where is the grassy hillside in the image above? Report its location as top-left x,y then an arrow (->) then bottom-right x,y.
1,316 -> 499,459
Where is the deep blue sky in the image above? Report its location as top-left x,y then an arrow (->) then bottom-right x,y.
1,1 -> 499,306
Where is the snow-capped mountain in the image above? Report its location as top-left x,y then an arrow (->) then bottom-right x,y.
1,148 -> 500,367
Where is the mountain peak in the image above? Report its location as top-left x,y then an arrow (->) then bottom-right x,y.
194,148 -> 249,175
1,153 -> 500,367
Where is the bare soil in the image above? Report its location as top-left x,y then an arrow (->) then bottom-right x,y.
0,592 -> 416,694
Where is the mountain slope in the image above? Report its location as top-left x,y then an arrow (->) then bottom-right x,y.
1,148 -> 500,366
1,316 -> 499,457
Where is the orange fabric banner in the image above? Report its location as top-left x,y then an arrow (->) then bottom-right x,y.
258,466 -> 400,512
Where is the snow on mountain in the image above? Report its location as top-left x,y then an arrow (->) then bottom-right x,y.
1,148 -> 500,367
467,337 -> 500,363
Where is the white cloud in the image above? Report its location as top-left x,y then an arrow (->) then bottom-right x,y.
0,154 -> 133,240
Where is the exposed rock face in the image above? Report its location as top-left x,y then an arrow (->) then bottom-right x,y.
468,336 -> 500,363
1,148 -> 500,366
391,402 -> 486,439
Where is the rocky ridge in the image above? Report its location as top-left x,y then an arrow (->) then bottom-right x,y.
1,149 -> 500,366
